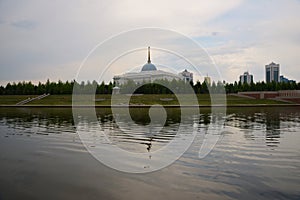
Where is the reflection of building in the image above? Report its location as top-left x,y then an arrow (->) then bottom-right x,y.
266,62 -> 280,83
204,76 -> 211,86
113,47 -> 192,85
239,71 -> 253,84
265,109 -> 281,147
280,75 -> 296,83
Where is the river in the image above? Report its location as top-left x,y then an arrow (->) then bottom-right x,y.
0,107 -> 299,200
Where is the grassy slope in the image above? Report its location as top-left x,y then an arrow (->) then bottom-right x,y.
0,95 -> 37,105
0,94 -> 290,106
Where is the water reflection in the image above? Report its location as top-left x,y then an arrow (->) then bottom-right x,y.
0,107 -> 299,149
223,107 -> 300,147
0,107 -> 300,199
265,110 -> 281,147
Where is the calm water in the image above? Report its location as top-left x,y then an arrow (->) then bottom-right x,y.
0,107 -> 300,200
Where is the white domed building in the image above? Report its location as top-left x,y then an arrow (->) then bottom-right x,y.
113,47 -> 193,86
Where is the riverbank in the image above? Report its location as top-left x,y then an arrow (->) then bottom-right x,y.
0,94 -> 299,107
1,104 -> 300,108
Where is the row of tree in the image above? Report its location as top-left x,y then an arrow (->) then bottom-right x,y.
121,79 -> 195,94
0,79 -> 299,95
0,80 -> 114,95
224,81 -> 300,93
122,79 -> 300,94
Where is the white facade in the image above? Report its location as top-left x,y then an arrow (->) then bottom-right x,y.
179,69 -> 193,83
239,71 -> 253,84
113,70 -> 182,85
113,47 -> 192,86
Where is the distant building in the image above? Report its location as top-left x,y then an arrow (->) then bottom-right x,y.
204,76 -> 211,86
179,69 -> 193,83
239,71 -> 253,84
266,62 -> 280,83
280,75 -> 296,83
113,47 -> 193,86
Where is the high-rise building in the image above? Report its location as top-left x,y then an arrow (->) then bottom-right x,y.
239,71 -> 253,84
265,62 -> 280,83
204,76 -> 211,86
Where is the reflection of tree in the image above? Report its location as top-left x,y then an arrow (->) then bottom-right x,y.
128,107 -> 181,126
3,106 -> 297,151
0,108 -> 75,133
101,107 -> 188,153
225,107 -> 283,147
199,108 -> 211,125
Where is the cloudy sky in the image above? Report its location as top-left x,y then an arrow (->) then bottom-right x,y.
1,0 -> 300,85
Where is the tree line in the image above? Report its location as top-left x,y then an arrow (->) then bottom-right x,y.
0,80 -> 113,95
121,79 -> 196,94
0,79 -> 299,95
122,79 -> 300,94
224,81 -> 300,93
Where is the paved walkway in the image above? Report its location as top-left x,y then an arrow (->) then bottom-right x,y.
16,94 -> 50,105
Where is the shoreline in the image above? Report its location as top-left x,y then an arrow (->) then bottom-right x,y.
1,104 -> 300,108
1,94 -> 299,108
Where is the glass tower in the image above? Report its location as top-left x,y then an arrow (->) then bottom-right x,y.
265,62 -> 280,83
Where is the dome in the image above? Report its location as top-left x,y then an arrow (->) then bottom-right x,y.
141,46 -> 157,72
141,63 -> 157,71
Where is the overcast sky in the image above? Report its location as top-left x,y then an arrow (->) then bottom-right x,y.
1,0 -> 300,85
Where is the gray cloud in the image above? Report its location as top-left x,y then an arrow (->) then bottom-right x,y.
0,0 -> 299,85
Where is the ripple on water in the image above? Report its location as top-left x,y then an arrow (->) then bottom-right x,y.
0,107 -> 300,200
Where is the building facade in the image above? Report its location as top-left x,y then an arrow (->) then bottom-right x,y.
204,76 -> 211,86
265,62 -> 280,83
113,47 -> 193,86
179,69 -> 193,83
239,71 -> 253,84
280,75 -> 296,83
